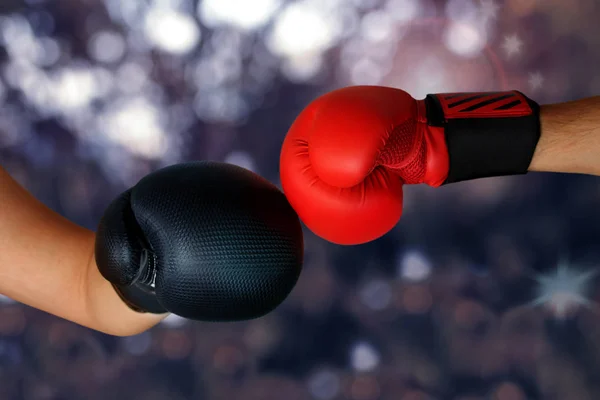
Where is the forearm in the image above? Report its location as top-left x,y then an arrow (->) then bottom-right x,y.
86,250 -> 167,336
529,96 -> 600,176
0,166 -> 165,336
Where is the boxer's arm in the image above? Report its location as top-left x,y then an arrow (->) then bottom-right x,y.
0,166 -> 166,336
530,96 -> 600,176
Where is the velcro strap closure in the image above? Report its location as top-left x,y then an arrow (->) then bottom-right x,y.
113,282 -> 168,314
424,91 -> 541,184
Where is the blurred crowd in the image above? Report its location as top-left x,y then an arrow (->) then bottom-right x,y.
1,0 -> 600,399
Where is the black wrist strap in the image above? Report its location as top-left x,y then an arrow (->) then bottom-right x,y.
424,91 -> 541,184
113,248 -> 168,314
113,283 -> 167,314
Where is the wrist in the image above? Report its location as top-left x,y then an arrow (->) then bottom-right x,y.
84,243 -> 167,336
530,99 -> 600,176
424,91 -> 541,184
528,104 -> 563,173
109,247 -> 168,315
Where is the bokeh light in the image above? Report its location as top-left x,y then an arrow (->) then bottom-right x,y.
199,0 -> 281,30
1,0 -> 600,399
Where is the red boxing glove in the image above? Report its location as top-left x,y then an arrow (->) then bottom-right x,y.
280,86 -> 540,245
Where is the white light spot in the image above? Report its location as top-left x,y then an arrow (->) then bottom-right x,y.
308,369 -> 340,400
4,63 -> 51,111
224,151 -> 256,172
281,54 -> 323,82
528,71 -> 544,91
144,8 -> 201,54
88,31 -> 126,63
268,2 -> 340,57
351,58 -> 384,85
361,11 -> 395,43
350,341 -> 380,372
531,261 -> 598,320
502,34 -> 523,58
443,21 -> 487,57
400,56 -> 454,99
385,0 -> 421,22
359,279 -> 392,310
160,314 -> 188,328
199,0 -> 281,30
50,67 -> 99,110
101,97 -> 168,159
398,250 -> 432,282
1,15 -> 39,63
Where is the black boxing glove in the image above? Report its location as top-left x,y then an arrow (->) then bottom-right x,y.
95,162 -> 303,321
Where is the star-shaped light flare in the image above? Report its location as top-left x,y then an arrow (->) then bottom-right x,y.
528,71 -> 544,91
480,0 -> 500,21
529,261 -> 599,319
501,34 -> 523,58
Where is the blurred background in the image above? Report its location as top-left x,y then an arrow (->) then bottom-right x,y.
1,0 -> 600,399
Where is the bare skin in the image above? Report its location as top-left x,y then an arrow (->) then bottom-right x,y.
529,96 -> 600,176
0,167 -> 166,337
0,95 -> 598,336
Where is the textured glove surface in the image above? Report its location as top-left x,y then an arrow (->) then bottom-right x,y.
96,162 -> 304,321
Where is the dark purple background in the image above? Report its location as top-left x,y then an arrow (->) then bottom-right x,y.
1,0 -> 600,399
